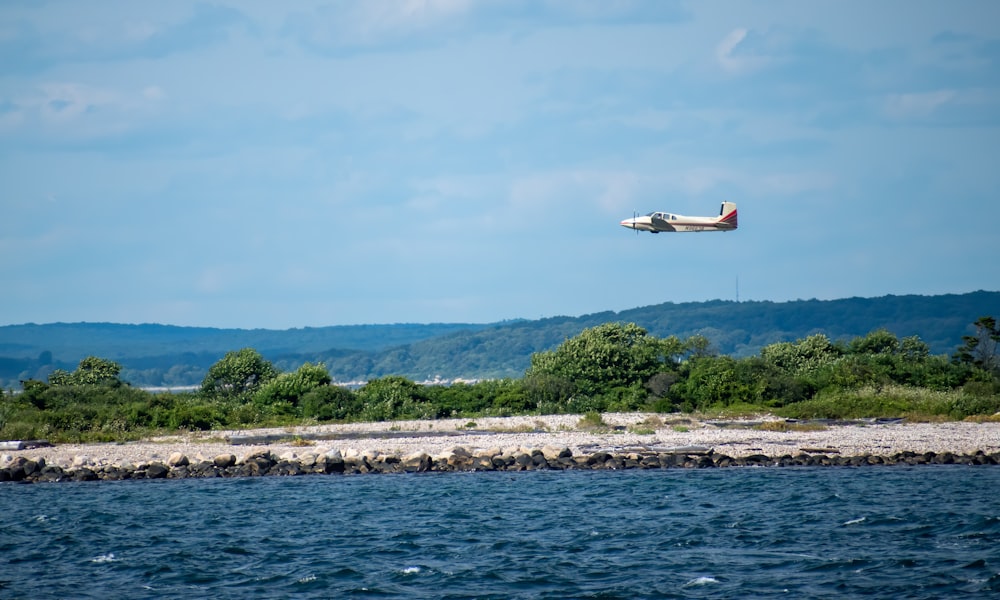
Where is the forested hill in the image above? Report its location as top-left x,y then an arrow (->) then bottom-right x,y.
1,291 -> 997,388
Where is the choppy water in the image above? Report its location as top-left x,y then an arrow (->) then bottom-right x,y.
3,466 -> 1000,599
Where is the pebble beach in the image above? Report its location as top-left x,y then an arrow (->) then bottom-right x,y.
5,413 -> 1000,473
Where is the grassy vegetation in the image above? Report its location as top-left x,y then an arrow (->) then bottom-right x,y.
773,385 -> 1000,421
577,411 -> 608,430
2,321 -> 998,444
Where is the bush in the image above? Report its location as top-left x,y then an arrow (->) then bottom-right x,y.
775,385 -> 961,420
949,385 -> 1000,419
356,376 -> 438,421
253,362 -> 332,411
577,411 -> 607,429
167,400 -> 224,430
300,385 -> 361,421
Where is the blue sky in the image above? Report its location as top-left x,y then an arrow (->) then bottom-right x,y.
2,1 -> 998,329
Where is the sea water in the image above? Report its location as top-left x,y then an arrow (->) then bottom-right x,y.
2,466 -> 1000,599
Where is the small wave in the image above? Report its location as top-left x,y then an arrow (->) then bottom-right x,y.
34,515 -> 48,523
843,517 -> 866,526
297,575 -> 317,584
401,566 -> 421,575
90,553 -> 116,564
683,576 -> 719,587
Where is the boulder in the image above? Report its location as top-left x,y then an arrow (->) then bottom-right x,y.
167,452 -> 189,467
401,452 -> 430,473
586,451 -> 612,466
38,465 -> 65,482
513,452 -> 533,468
72,468 -> 98,481
322,450 -> 345,474
146,462 -> 169,479
22,459 -> 43,477
213,454 -> 237,468
449,446 -> 472,459
542,446 -> 572,461
478,447 -> 501,459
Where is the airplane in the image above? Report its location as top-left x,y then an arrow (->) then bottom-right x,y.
619,202 -> 738,233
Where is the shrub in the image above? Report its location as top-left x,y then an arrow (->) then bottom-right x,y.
300,385 -> 361,421
577,411 -> 607,430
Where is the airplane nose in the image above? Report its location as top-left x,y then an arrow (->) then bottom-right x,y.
620,219 -> 636,229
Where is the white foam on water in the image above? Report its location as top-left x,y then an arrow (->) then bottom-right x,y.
297,575 -> 317,584
401,566 -> 421,574
683,576 -> 719,587
91,553 -> 116,564
843,517 -> 866,526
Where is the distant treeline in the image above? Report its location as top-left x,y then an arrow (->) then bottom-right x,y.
2,317 -> 998,444
1,291 -> 997,389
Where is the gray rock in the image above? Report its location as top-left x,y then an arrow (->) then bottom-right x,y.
146,462 -> 169,479
542,445 -> 572,461
401,452 -> 430,473
213,454 -> 236,468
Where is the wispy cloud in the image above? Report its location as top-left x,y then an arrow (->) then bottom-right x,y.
883,89 -> 956,119
0,4 -> 251,76
2,1 -> 998,328
282,0 -> 474,53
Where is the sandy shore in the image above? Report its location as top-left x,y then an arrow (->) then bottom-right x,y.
4,413 -> 1000,469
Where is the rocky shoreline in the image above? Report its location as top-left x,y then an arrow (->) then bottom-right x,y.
3,413 -> 1000,483
5,444 -> 1000,484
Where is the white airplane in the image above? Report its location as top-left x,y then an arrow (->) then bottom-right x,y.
620,202 -> 738,233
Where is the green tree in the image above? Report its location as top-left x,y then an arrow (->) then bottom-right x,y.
71,356 -> 124,385
849,329 -> 899,355
201,348 -> 278,399
47,356 -> 123,387
520,372 -> 576,412
524,322 -> 668,398
300,385 -> 361,421
47,369 -> 73,386
356,376 -> 435,421
954,316 -> 1000,373
253,362 -> 333,412
674,355 -> 764,410
760,334 -> 842,375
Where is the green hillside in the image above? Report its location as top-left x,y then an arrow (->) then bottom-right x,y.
1,291 -> 997,388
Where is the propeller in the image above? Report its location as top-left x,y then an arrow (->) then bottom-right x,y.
634,209 -> 638,236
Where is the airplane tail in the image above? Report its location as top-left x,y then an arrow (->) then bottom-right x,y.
717,202 -> 738,229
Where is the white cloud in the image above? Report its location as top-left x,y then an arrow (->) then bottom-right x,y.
716,28 -> 770,73
124,21 -> 158,42
288,0 -> 473,49
758,171 -> 836,195
142,85 -> 165,101
883,90 -> 956,120
2,81 -> 169,139
669,167 -> 736,195
507,170 -> 639,216
37,82 -> 116,122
